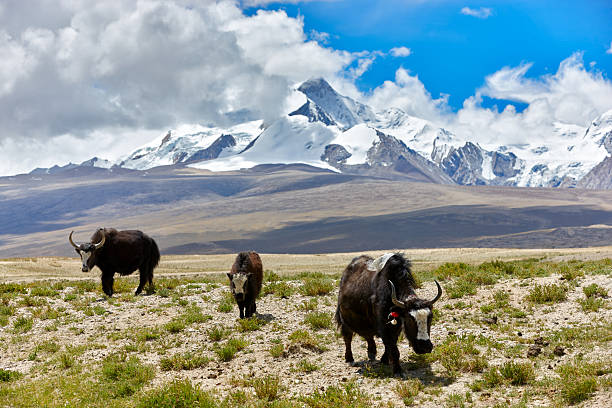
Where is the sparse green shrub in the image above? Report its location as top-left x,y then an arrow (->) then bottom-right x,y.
13,316 -> 33,333
218,291 -> 234,312
252,375 -> 282,401
288,329 -> 325,353
0,369 -> 22,382
578,297 -> 606,312
59,353 -> 75,369
100,353 -> 155,398
525,283 -> 568,304
432,335 -> 488,377
301,382 -> 371,408
236,316 -> 265,332
137,379 -> 218,408
164,319 -> 186,333
265,270 -> 282,282
0,304 -> 15,317
434,262 -> 470,280
499,361 -> 534,385
215,338 -> 248,362
555,358 -> 608,404
297,298 -> 318,311
207,325 -> 229,341
182,305 -> 212,325
159,352 -> 210,371
296,359 -> 319,373
394,379 -> 423,405
583,283 -> 608,298
299,276 -> 334,296
304,311 -> 332,330
270,342 -> 286,358
29,287 -> 59,297
0,283 -> 27,294
263,281 -> 295,298
445,393 -> 465,408
559,263 -> 583,280
446,280 -> 477,299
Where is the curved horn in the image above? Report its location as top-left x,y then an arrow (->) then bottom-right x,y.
68,231 -> 79,249
430,280 -> 442,304
93,229 -> 106,249
389,280 -> 406,308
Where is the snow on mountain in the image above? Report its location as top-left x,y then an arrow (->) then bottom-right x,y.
296,78 -> 376,129
37,78 -> 612,189
80,157 -> 113,169
191,116 -> 340,172
118,120 -> 263,170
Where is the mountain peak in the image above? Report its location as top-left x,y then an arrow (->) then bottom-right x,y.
296,78 -> 375,129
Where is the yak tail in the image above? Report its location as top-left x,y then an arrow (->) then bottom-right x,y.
334,304 -> 343,328
148,238 -> 161,272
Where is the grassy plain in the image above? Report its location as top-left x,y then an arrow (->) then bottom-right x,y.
0,247 -> 610,407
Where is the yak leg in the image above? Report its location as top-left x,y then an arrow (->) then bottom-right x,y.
380,350 -> 388,364
366,337 -> 377,361
237,301 -> 245,319
340,324 -> 355,365
382,339 -> 402,376
101,272 -> 114,297
135,271 -> 147,296
245,300 -> 256,318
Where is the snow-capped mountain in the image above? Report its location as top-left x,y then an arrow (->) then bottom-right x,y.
117,121 -> 264,170
32,79 -> 612,189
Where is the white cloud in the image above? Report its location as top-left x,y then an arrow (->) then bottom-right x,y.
390,46 -> 412,57
607,41 -> 612,54
460,6 -> 493,19
366,68 -> 450,121
365,52 -> 612,148
0,0 -> 363,175
448,52 -> 612,146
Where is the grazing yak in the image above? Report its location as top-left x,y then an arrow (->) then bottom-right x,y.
335,253 -> 442,376
69,228 -> 160,297
227,251 -> 263,319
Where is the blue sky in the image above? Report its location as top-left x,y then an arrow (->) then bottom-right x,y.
245,0 -> 612,111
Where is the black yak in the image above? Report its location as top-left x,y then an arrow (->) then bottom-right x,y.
69,228 -> 160,297
335,253 -> 442,376
227,251 -> 263,319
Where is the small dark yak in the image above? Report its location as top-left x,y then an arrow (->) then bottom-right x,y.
335,253 -> 442,376
69,228 -> 160,297
227,251 -> 263,319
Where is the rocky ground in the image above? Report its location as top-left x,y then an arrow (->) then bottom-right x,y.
0,254 -> 610,407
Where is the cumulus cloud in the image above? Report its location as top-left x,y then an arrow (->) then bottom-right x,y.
390,46 -> 412,57
366,68 -> 450,121
365,52 -> 612,147
0,0 -> 362,175
449,52 -> 612,146
461,6 -> 493,19
607,41 -> 612,54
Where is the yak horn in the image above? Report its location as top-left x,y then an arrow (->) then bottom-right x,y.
389,280 -> 406,308
93,230 -> 106,249
430,280 -> 442,304
68,231 -> 79,249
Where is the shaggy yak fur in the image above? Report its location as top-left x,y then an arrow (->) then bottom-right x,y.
335,253 -> 442,375
69,228 -> 160,297
227,251 -> 263,319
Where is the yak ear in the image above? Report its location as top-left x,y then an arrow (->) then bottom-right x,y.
227,273 -> 232,280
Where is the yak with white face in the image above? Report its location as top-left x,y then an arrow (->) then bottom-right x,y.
227,251 -> 263,319
69,228 -> 160,297
335,253 -> 442,376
